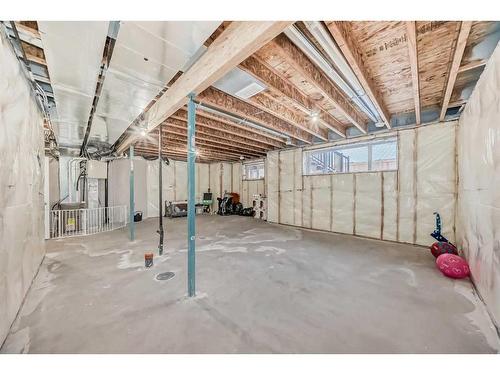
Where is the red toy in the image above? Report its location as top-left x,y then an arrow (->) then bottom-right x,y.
430,241 -> 458,258
436,254 -> 470,279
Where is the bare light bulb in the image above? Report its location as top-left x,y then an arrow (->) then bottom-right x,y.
140,129 -> 147,137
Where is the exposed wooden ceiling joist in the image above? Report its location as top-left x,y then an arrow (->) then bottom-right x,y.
165,117 -> 273,151
406,21 -> 421,125
117,21 -> 292,154
172,109 -> 284,148
151,131 -> 265,158
457,59 -> 486,73
239,55 -> 346,137
135,139 -> 252,160
198,87 -> 314,144
160,123 -> 269,155
193,108 -> 287,145
268,34 -> 368,133
326,21 -> 391,129
133,146 -> 239,162
245,91 -> 329,141
440,21 -> 473,121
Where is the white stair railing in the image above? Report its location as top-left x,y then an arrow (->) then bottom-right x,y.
49,205 -> 127,239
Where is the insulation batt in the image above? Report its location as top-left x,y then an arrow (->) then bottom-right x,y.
0,30 -> 45,345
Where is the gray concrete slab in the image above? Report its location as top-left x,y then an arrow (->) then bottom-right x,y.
1,216 -> 499,353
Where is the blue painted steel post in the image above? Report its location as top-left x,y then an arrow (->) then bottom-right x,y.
129,145 -> 135,241
187,93 -> 196,297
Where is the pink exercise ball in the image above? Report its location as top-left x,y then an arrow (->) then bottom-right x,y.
436,254 -> 470,279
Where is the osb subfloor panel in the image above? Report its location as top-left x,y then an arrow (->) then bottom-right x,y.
2,216 -> 499,353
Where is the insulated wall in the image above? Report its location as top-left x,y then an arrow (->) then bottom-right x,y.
145,160 -> 210,218
0,31 -> 45,345
108,158 -> 264,219
457,44 -> 500,327
108,158 -> 148,218
267,121 -> 457,247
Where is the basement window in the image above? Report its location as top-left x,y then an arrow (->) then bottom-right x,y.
303,137 -> 398,175
243,162 -> 265,180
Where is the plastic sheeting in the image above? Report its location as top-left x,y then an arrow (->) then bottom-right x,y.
0,31 -> 45,345
108,158 -> 211,219
266,122 -> 458,247
457,43 -> 500,327
108,158 -> 147,218
95,21 -> 221,144
38,22 -> 109,148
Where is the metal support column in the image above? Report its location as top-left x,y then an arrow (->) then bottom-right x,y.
129,145 -> 135,241
158,124 -> 164,255
187,93 -> 196,297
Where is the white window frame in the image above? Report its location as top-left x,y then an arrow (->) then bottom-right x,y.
243,161 -> 265,181
303,136 -> 398,176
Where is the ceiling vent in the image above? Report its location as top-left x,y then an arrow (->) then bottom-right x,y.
214,67 -> 267,100
234,81 -> 266,99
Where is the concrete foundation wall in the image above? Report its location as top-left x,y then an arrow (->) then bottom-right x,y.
0,31 -> 45,345
457,44 -> 500,327
267,121 -> 457,247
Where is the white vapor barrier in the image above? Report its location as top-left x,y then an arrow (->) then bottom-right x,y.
311,175 -> 332,231
241,180 -> 265,208
231,163 -> 242,199
457,44 -> 500,327
382,172 -> 398,241
145,160 -> 210,217
0,31 -> 45,345
209,163 -> 221,211
355,173 -> 382,238
398,130 -> 416,244
266,152 -> 279,223
96,21 -> 221,144
108,158 -> 147,218
266,121 -> 457,247
416,124 -> 456,245
331,174 -> 354,234
38,22 -> 108,148
175,161 -> 188,201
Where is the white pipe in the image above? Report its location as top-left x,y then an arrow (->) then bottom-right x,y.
284,24 -> 380,123
196,102 -> 291,142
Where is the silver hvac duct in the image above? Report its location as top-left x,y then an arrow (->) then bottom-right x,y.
196,101 -> 292,143
284,23 -> 382,125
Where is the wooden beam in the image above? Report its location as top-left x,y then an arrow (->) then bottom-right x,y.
25,52 -> 46,66
239,55 -> 346,136
147,131 -> 265,158
160,123 -> 268,155
193,108 -> 287,145
14,22 -> 40,38
134,146 -> 238,162
172,108 -> 283,148
448,99 -> 466,108
136,139 -> 251,160
458,59 -> 486,73
165,117 -> 273,151
116,21 -> 292,154
326,21 -> 391,129
247,92 -> 329,141
440,21 -> 473,121
198,87 -> 314,144
269,34 -> 368,133
406,21 -> 421,125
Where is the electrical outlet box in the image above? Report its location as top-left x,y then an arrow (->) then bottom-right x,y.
87,160 -> 107,179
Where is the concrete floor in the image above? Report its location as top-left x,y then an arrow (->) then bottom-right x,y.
2,216 -> 499,353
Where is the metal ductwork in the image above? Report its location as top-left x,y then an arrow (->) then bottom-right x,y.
284,23 -> 382,125
196,101 -> 292,143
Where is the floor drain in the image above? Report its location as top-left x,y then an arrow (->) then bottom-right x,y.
156,271 -> 175,281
